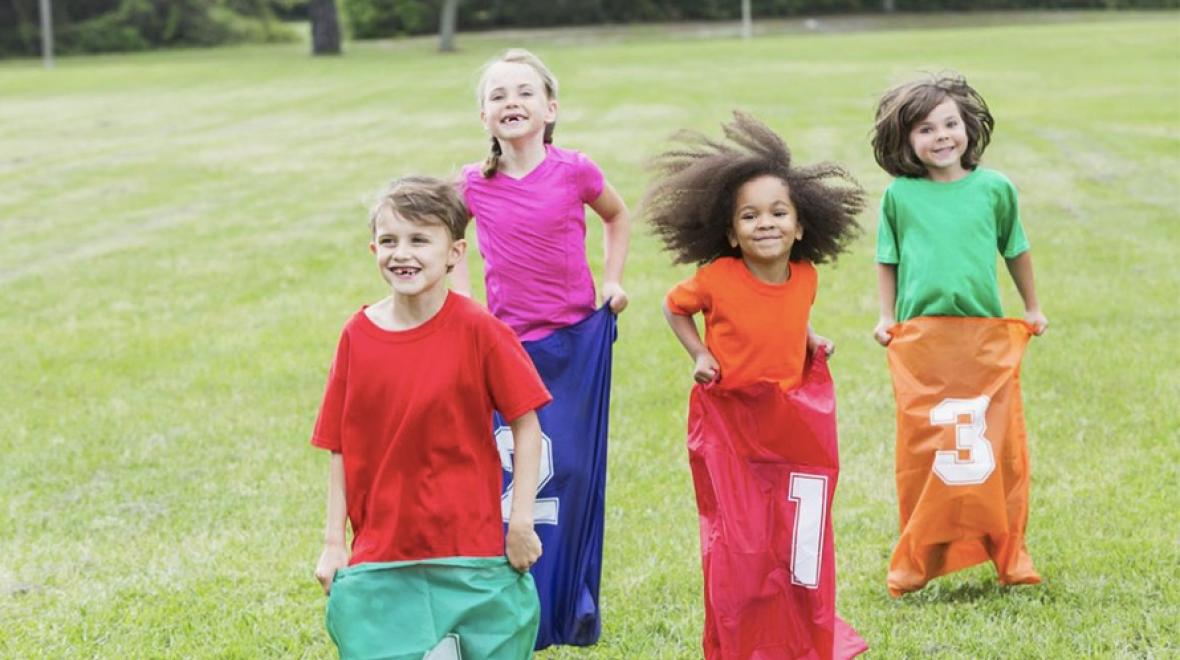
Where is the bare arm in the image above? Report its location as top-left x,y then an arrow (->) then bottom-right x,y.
1005,251 -> 1048,335
314,452 -> 348,594
663,303 -> 719,384
505,411 -> 543,572
874,263 -> 898,346
807,323 -> 835,357
589,182 -> 631,313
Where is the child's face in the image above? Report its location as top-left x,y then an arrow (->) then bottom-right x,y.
728,175 -> 802,266
908,97 -> 969,181
479,61 -> 556,144
369,211 -> 465,299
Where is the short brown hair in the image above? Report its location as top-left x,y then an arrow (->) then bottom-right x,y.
871,72 -> 994,178
645,111 -> 864,266
369,176 -> 469,241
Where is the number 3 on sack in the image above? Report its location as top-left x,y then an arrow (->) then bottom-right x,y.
929,396 -> 995,486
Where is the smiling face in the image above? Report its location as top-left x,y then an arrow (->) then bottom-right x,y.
369,211 -> 464,299
479,60 -> 557,144
728,175 -> 803,268
908,97 -> 970,181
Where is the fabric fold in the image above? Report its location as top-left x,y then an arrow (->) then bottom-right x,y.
886,316 -> 1041,597
687,354 -> 866,659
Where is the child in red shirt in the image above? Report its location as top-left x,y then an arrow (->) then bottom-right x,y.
310,176 -> 551,658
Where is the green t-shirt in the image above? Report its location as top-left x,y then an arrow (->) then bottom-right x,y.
876,167 -> 1029,322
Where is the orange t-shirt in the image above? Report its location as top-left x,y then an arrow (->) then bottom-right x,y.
665,257 -> 816,390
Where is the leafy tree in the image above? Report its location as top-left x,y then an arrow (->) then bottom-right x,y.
1,0 -> 296,56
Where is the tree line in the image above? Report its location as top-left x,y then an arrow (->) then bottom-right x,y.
4,0 -> 1175,58
1,0 -> 297,56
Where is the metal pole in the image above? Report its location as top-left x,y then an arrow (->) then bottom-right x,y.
39,0 -> 54,69
741,0 -> 752,40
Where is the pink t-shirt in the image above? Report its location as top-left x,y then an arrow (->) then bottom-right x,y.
462,144 -> 606,340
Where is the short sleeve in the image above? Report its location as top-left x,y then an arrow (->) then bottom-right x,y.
875,187 -> 900,265
995,176 -> 1030,258
575,152 -> 606,204
484,329 -> 552,423
665,269 -> 710,316
310,328 -> 350,452
459,164 -> 481,208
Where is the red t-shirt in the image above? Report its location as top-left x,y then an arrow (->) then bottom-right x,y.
310,293 -> 552,564
665,257 -> 817,390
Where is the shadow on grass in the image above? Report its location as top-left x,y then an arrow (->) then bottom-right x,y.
897,580 -> 1055,606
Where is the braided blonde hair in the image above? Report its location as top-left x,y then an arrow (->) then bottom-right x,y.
475,49 -> 558,178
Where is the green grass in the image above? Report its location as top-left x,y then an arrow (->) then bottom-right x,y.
2,12 -> 1178,658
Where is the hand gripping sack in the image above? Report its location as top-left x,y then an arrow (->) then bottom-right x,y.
687,354 -> 866,660
493,306 -> 616,649
326,557 -> 539,660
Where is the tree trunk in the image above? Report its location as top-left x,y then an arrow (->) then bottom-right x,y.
740,0 -> 752,40
39,0 -> 54,68
439,0 -> 459,52
309,0 -> 341,56
883,0 -> 896,13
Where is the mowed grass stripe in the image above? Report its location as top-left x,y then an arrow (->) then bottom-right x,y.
1,13 -> 1177,658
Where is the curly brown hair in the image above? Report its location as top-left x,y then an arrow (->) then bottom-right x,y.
871,72 -> 994,178
644,111 -> 864,266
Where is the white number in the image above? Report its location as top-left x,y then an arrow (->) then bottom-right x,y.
423,634 -> 461,660
495,426 -> 559,525
788,473 -> 828,589
930,396 -> 995,485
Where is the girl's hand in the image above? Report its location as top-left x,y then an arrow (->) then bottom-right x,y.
693,352 -> 720,384
873,317 -> 895,346
808,331 -> 835,357
315,542 -> 349,595
506,522 -> 542,572
601,281 -> 629,314
1025,309 -> 1049,335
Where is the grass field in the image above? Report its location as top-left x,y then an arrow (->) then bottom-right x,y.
2,11 -> 1178,658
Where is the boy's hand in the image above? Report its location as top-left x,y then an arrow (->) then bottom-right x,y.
315,542 -> 349,595
873,317 -> 895,347
601,281 -> 629,314
506,522 -> 542,572
693,351 -> 720,384
808,331 -> 835,357
1025,309 -> 1049,336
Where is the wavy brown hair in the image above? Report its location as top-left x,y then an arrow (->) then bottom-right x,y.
645,111 -> 864,266
871,72 -> 994,178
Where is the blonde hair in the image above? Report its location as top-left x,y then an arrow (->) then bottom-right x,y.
475,48 -> 559,178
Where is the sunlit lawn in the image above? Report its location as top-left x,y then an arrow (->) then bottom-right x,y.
1,11 -> 1177,657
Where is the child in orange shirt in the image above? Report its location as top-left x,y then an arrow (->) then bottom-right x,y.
648,112 -> 867,660
651,112 -> 863,387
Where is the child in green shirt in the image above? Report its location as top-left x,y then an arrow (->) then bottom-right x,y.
870,72 -> 1048,340
869,72 -> 1050,597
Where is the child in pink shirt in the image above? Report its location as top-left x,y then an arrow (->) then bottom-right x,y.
452,48 -> 630,651
454,48 -> 631,339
